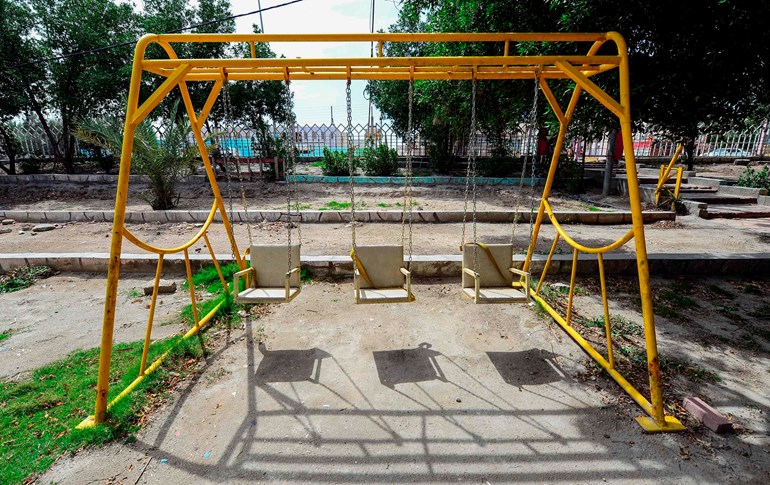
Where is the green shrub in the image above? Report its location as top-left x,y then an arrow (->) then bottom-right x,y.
478,143 -> 518,177
554,154 -> 583,193
361,143 -> 399,176
321,147 -> 354,176
736,164 -> 770,191
428,142 -> 459,174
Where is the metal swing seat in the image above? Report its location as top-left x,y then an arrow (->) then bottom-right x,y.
459,74 -> 538,305
345,78 -> 417,304
461,243 -> 530,304
223,77 -> 303,305
234,244 -> 301,304
352,245 -> 414,304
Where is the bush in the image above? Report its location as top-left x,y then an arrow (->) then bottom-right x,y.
321,147 -> 354,176
478,143 -> 518,177
428,142 -> 459,175
736,164 -> 770,191
361,143 -> 399,176
553,154 -> 584,193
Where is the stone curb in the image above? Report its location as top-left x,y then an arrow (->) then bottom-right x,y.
2,252 -> 768,277
0,209 -> 675,225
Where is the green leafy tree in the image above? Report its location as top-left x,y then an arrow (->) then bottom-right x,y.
373,0 -> 770,173
28,0 -> 138,173
0,0 -> 47,174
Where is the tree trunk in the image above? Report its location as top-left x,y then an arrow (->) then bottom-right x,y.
684,129 -> 697,171
22,84 -> 64,165
62,114 -> 75,174
0,124 -> 17,175
603,128 -> 619,196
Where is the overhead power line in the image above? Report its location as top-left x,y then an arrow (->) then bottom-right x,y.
4,0 -> 305,72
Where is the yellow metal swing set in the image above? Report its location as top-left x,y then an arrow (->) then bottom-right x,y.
79,32 -> 684,433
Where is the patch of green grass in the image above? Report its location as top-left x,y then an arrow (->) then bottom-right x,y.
741,282 -> 763,295
654,303 -> 680,319
127,288 -> 142,299
325,200 -> 351,210
662,357 -> 721,383
0,266 -> 55,294
618,346 -> 647,364
0,329 -> 12,344
300,267 -> 313,283
311,161 -> 324,167
182,263 -> 240,294
297,204 -> 311,210
376,203 -> 391,208
0,336 -> 203,484
582,315 -> 643,338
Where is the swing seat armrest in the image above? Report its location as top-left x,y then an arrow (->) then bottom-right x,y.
353,268 -> 361,300
400,267 -> 413,299
285,266 -> 300,299
509,267 -> 531,301
508,267 -> 529,277
463,267 -> 480,279
463,267 -> 481,300
234,267 -> 256,299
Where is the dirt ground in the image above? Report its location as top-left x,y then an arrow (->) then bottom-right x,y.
0,274 -> 191,378
2,213 -> 770,258
22,278 -> 767,484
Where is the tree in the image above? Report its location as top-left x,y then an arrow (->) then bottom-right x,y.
0,0 -> 46,174
373,0 -> 770,172
25,0 -> 138,173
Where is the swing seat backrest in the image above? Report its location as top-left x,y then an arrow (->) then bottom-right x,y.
462,243 -> 514,288
354,245 -> 405,289
250,244 -> 301,288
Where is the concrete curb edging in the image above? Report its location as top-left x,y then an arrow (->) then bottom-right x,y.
2,252 -> 768,277
0,209 -> 675,225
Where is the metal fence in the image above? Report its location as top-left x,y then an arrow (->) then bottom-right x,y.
2,119 -> 769,164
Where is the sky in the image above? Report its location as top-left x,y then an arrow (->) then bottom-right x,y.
230,0 -> 402,126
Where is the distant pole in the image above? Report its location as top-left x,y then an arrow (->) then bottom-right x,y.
330,106 -> 334,125
257,0 -> 265,33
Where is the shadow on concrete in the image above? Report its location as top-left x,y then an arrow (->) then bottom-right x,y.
255,343 -> 330,384
486,349 -> 564,387
373,342 -> 446,388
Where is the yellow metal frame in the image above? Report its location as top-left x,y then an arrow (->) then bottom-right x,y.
80,32 -> 683,433
654,144 -> 685,205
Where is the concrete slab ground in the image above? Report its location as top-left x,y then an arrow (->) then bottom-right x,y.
39,283 -> 764,484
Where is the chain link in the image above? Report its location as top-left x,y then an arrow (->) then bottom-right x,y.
401,79 -> 415,268
223,77 -> 254,248
511,72 -> 540,247
346,80 -> 357,249
468,78 -> 479,271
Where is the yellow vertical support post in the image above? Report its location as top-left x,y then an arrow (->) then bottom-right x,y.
85,41 -> 149,428
674,167 -> 684,199
202,232 -> 229,295
565,248 -> 579,326
609,33 -> 684,432
536,234 -> 561,294
184,249 -> 201,329
597,253 -> 614,369
140,255 -> 165,375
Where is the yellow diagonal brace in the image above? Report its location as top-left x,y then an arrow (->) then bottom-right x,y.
556,60 -> 623,119
131,63 -> 191,127
538,78 -> 565,124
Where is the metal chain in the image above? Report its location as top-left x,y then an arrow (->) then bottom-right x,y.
469,77 -> 479,271
282,80 -> 296,272
223,78 -> 254,247
346,79 -> 357,249
511,72 -> 540,247
401,79 -> 415,267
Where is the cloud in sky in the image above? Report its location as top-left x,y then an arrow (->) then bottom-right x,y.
230,0 -> 401,125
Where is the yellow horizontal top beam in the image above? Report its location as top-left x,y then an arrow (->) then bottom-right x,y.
143,32 -> 610,44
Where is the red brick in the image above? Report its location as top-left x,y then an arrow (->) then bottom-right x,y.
683,397 -> 733,433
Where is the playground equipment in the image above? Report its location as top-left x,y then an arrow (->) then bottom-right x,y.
348,78 -> 416,304
78,32 -> 684,433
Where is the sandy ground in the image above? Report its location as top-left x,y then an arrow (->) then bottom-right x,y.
2,214 -> 770,257
0,274 -> 191,378
30,280 -> 769,484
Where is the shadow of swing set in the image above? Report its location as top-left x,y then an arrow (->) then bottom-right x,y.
78,32 -> 684,433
